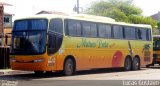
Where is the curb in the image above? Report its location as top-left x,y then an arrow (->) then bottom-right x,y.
0,70 -> 12,75
0,71 -> 5,75
0,70 -> 33,75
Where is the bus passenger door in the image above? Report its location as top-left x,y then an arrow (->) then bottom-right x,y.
48,18 -> 63,55
47,18 -> 63,70
48,33 -> 63,55
47,32 -> 63,68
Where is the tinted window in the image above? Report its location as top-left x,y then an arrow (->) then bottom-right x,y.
82,22 -> 97,37
136,28 -> 142,39
113,25 -> 123,39
48,34 -> 56,54
90,23 -> 97,37
98,24 -> 112,38
49,19 -> 63,34
147,29 -> 151,41
124,27 -> 136,39
48,33 -> 63,55
14,19 -> 48,31
12,31 -> 46,54
83,22 -> 90,37
14,20 -> 28,30
68,20 -> 81,36
31,20 -> 48,30
136,28 -> 150,41
154,40 -> 160,50
141,29 -> 147,40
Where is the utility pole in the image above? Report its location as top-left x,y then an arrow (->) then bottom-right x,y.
77,0 -> 79,14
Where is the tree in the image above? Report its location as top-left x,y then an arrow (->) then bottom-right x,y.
128,15 -> 157,28
157,22 -> 160,29
85,0 -> 157,28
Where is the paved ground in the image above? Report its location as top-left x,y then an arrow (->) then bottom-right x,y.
0,69 -> 33,75
0,67 -> 160,86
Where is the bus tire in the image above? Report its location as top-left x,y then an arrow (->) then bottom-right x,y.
146,65 -> 150,68
132,57 -> 140,70
124,57 -> 132,71
34,71 -> 44,75
146,63 -> 153,68
63,58 -> 75,76
45,71 -> 53,74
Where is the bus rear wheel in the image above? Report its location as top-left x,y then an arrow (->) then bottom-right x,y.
124,57 -> 132,71
146,64 -> 150,68
132,57 -> 140,70
63,58 -> 75,76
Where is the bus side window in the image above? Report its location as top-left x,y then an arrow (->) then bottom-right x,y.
124,27 -> 136,40
141,29 -> 147,41
136,29 -> 142,40
98,24 -> 112,38
82,22 -> 91,37
147,29 -> 151,41
82,22 -> 97,38
49,19 -> 63,34
113,25 -> 123,39
68,20 -> 81,36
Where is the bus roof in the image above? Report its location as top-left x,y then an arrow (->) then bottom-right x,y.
15,14 -> 152,29
153,35 -> 160,38
71,14 -> 116,22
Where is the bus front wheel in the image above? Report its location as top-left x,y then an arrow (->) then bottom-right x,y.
124,57 -> 132,71
34,71 -> 44,75
63,58 -> 75,76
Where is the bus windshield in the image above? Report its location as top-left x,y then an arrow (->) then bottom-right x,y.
11,19 -> 48,55
154,40 -> 160,50
13,19 -> 48,31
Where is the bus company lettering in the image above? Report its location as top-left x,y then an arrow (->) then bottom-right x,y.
77,39 -> 109,48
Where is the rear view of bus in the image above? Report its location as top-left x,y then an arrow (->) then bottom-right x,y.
151,35 -> 160,66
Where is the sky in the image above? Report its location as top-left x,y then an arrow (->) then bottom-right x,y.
2,0 -> 96,20
1,0 -> 160,20
133,0 -> 160,16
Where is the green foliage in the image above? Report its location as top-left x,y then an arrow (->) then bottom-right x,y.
128,15 -> 157,28
157,22 -> 160,29
86,0 -> 142,16
85,0 -> 157,28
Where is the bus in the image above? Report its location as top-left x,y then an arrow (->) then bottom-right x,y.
149,35 -> 160,66
9,14 -> 153,76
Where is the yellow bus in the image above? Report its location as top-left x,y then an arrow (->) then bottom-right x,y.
149,35 -> 160,66
9,14 -> 153,76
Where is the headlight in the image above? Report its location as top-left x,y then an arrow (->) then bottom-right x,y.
33,59 -> 44,63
